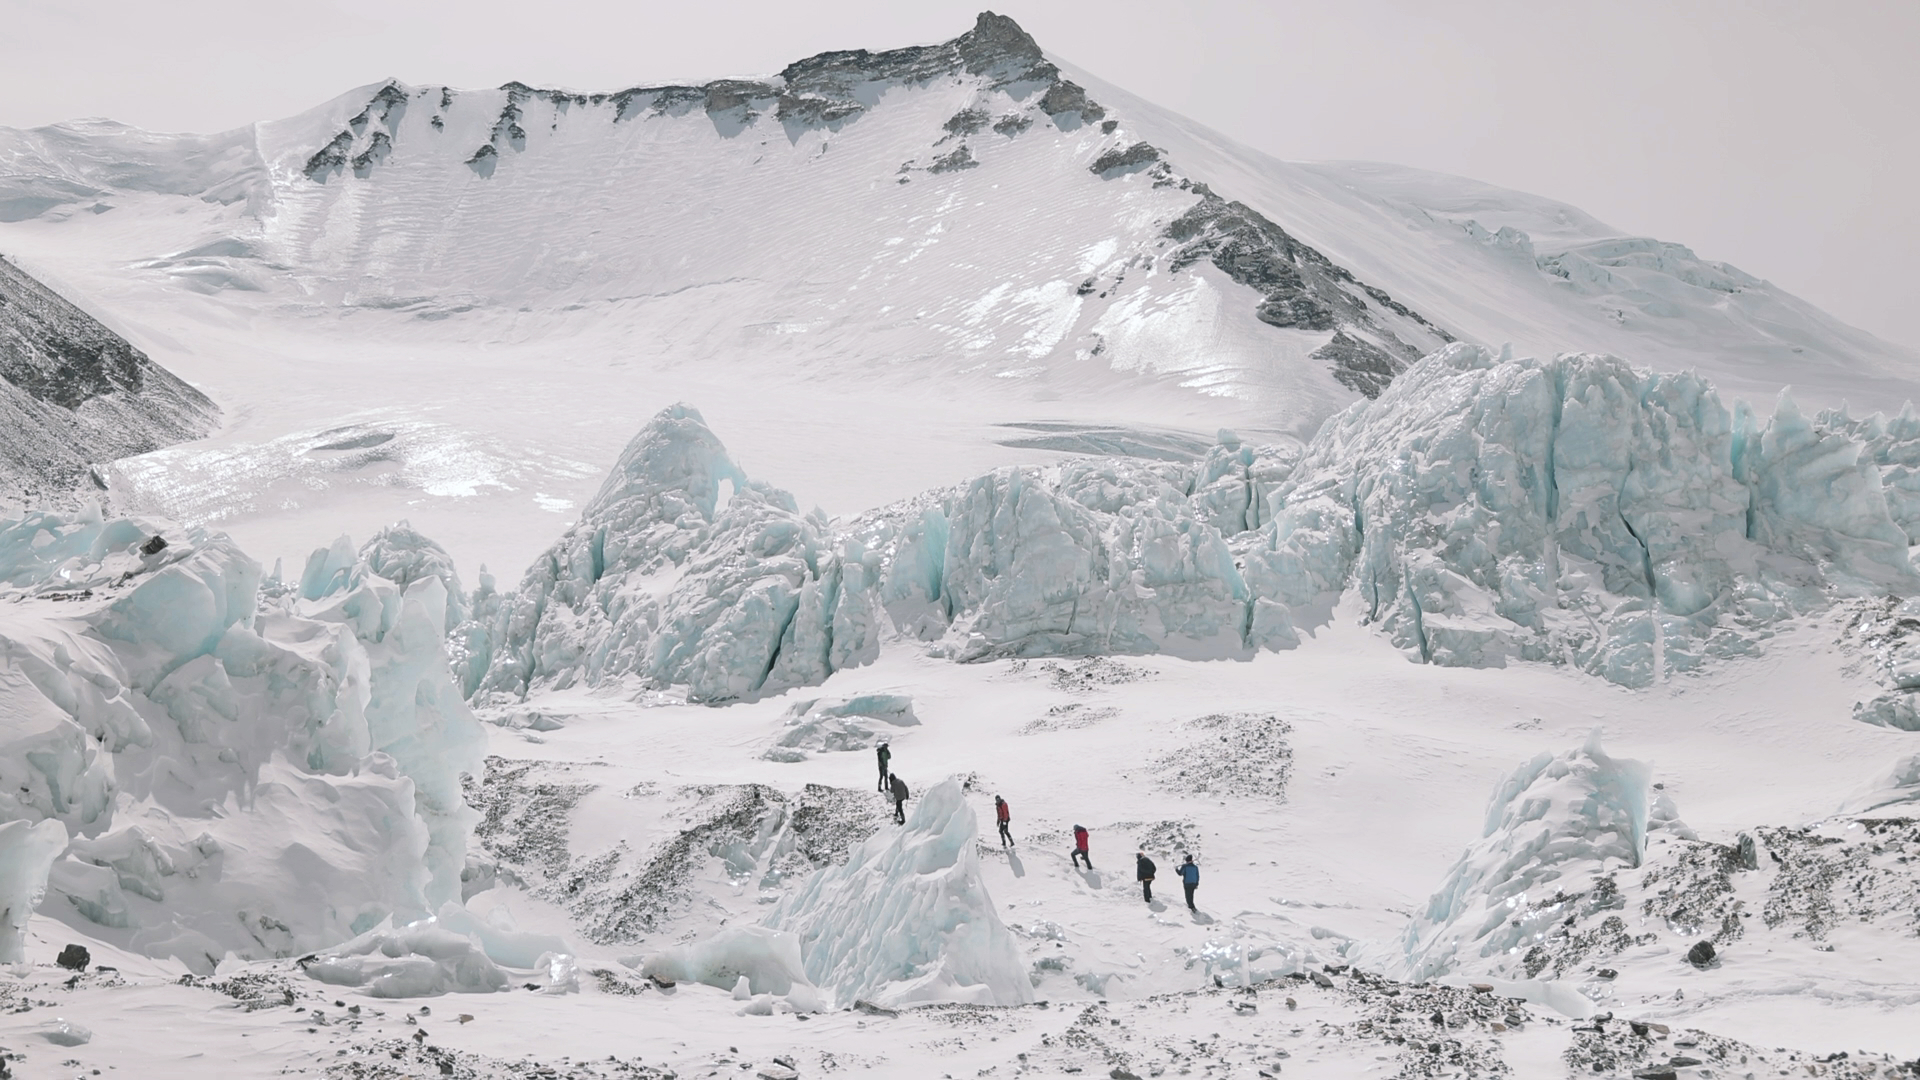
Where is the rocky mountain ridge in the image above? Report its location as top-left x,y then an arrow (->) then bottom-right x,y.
0,254 -> 217,504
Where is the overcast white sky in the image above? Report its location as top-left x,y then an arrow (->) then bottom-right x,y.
2,0 -> 1913,351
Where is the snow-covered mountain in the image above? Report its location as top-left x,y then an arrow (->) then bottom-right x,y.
4,12 -> 1920,1078
0,255 -> 216,505
0,12 -> 1913,578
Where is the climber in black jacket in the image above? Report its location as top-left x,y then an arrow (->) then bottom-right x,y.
1136,851 -> 1156,904
889,773 -> 909,824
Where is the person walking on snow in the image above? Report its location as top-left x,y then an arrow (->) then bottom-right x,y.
876,741 -> 891,793
1136,851 -> 1157,904
1179,854 -> 1199,911
1070,825 -> 1092,869
889,773 -> 910,824
994,795 -> 1014,847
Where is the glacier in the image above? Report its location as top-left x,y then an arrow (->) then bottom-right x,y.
0,506 -> 483,973
471,347 -> 1920,703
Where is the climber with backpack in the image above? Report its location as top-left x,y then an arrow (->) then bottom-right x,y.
876,740 -> 891,793
1136,851 -> 1157,904
994,795 -> 1014,847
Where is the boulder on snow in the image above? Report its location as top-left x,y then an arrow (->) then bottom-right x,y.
55,944 -> 90,971
1686,940 -> 1717,968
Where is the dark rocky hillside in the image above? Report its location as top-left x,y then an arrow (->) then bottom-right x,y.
0,254 -> 217,503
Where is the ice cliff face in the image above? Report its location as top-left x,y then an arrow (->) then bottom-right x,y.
474,348 -> 1920,703
868,343 -> 1919,686
1255,344 -> 1918,686
0,507 -> 482,972
0,255 -> 218,504
473,405 -> 882,705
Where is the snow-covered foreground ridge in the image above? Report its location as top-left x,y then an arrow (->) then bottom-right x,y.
468,344 -> 1920,706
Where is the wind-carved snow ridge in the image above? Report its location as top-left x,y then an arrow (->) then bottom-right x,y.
761,778 -> 1031,1009
1386,733 -> 1653,985
0,506 -> 483,973
471,404 -> 882,705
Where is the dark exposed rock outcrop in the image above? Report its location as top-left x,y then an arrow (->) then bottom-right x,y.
1164,194 -> 1452,395
1088,142 -> 1161,177
0,255 -> 218,502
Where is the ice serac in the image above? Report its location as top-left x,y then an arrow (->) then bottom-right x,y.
1388,734 -> 1651,983
763,778 -> 1030,1009
1243,344 -> 1919,687
473,405 -> 881,705
870,445 -> 1295,661
481,348 -> 1920,694
0,818 -> 67,962
0,255 -> 218,505
0,507 -> 482,973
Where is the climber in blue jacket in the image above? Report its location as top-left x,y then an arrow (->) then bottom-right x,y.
1180,854 -> 1200,911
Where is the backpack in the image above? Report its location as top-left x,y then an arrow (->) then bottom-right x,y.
996,799 -> 1010,822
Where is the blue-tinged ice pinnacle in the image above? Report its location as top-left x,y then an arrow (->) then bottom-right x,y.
472,404 -> 882,705
0,507 -> 482,972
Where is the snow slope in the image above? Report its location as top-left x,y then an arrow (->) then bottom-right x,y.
0,13 -> 1911,580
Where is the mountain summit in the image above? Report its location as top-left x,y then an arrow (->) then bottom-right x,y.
0,12 -> 1911,572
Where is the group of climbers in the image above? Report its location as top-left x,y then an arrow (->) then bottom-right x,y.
878,742 -> 1202,912
1132,850 -> 1201,911
877,740 -> 909,824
